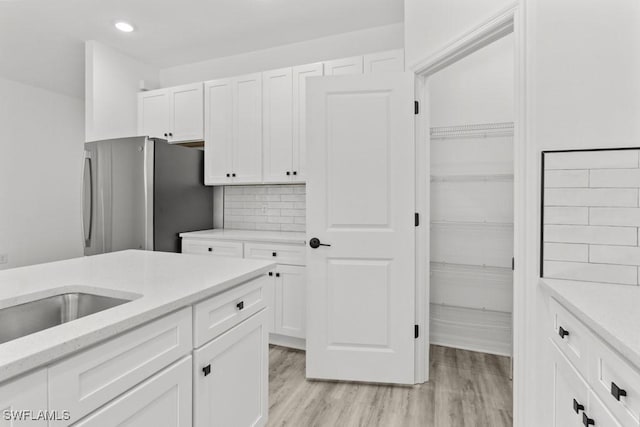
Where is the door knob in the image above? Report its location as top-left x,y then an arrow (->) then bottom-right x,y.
309,238 -> 331,249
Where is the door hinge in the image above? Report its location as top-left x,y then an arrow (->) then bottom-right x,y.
414,101 -> 419,115
511,257 -> 515,271
414,325 -> 419,339
415,213 -> 420,227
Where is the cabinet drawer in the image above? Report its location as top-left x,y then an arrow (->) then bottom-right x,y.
550,298 -> 593,378
194,275 -> 269,347
48,307 -> 192,426
74,356 -> 192,427
244,242 -> 305,265
589,336 -> 640,426
182,239 -> 243,258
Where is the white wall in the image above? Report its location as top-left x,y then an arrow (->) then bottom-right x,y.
85,41 -> 160,142
0,77 -> 84,269
404,0 -> 513,68
429,33 -> 514,126
159,23 -> 404,86
406,0 -> 640,425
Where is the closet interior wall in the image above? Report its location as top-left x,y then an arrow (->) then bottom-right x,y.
428,34 -> 515,356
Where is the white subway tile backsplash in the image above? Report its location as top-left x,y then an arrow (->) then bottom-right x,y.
589,207 -> 640,226
224,184 -> 306,232
543,149 -> 640,286
544,170 -> 589,188
589,245 -> 640,266
544,188 -> 637,207
543,243 -> 589,262
544,150 -> 639,170
543,261 -> 638,285
544,225 -> 637,245
544,207 -> 588,225
590,169 -> 640,188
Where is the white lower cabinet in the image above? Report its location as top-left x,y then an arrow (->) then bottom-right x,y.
273,265 -> 306,339
74,356 -> 192,427
0,370 -> 47,427
194,310 -> 268,427
548,297 -> 640,427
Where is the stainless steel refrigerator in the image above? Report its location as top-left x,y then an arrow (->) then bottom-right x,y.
82,136 -> 212,255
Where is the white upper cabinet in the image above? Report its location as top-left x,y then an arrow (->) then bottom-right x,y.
138,90 -> 170,140
364,49 -> 405,73
292,62 -> 323,182
204,74 -> 262,185
204,79 -> 233,185
138,83 -> 204,143
169,83 -> 204,142
324,56 -> 363,75
262,68 -> 294,183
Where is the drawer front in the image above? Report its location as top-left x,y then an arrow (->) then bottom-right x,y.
182,239 -> 243,258
589,337 -> 640,426
244,242 -> 305,266
74,356 -> 192,427
550,298 -> 593,378
194,275 -> 269,347
48,308 -> 192,426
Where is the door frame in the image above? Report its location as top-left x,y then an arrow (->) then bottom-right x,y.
410,4 -> 530,423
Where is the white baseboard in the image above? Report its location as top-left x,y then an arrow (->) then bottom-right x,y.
269,333 -> 306,351
430,304 -> 512,356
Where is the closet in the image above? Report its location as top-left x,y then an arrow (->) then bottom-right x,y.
428,35 -> 514,356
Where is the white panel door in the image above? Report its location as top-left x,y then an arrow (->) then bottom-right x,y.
194,310 -> 268,427
169,83 -> 203,143
232,73 -> 263,184
204,79 -> 233,185
292,62 -> 323,182
306,73 -> 415,384
323,56 -> 363,76
74,357 -> 192,427
274,265 -> 306,339
138,89 -> 170,139
550,343 -> 588,427
364,49 -> 405,73
0,370 -> 47,427
263,68 -> 294,183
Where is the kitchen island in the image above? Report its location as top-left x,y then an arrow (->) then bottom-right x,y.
0,250 -> 274,426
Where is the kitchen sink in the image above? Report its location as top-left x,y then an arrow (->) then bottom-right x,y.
0,292 -> 133,344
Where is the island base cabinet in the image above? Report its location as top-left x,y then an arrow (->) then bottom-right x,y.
74,356 -> 192,427
194,310 -> 268,427
0,370 -> 47,426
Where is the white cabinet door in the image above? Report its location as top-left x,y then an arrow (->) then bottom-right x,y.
74,357 -> 192,427
204,79 -> 233,185
364,49 -> 405,73
550,343 -> 589,427
0,370 -> 47,427
292,62 -> 323,182
194,310 -> 268,427
232,73 -> 263,184
138,89 -> 170,139
323,56 -> 363,75
274,265 -> 306,339
306,73 -> 415,384
169,83 -> 203,143
262,68 -> 294,183
588,390 -> 624,427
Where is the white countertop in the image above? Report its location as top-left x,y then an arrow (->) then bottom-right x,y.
180,229 -> 306,245
0,250 -> 274,384
540,278 -> 640,368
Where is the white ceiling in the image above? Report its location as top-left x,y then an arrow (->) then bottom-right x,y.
0,0 -> 403,98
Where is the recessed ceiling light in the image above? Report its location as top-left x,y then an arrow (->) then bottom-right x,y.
115,22 -> 134,33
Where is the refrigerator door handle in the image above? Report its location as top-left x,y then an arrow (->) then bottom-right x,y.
83,152 -> 94,248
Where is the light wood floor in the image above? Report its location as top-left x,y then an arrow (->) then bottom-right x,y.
267,345 -> 512,427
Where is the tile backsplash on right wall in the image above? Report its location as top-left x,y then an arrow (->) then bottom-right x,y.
542,148 -> 640,285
